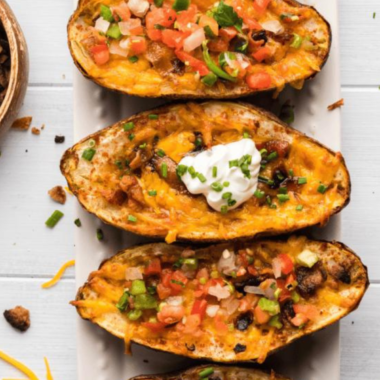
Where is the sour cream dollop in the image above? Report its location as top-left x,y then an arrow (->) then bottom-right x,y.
178,139 -> 261,212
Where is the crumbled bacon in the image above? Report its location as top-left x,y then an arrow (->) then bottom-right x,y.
48,186 -> 67,204
328,98 -> 344,111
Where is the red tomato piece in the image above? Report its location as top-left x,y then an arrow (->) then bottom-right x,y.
253,0 -> 272,14
130,36 -> 147,54
175,50 -> 210,76
147,28 -> 162,41
214,314 -> 228,333
161,269 -> 173,288
146,8 -> 177,30
112,3 -> 131,21
191,299 -> 208,320
157,283 -> 172,300
291,313 -> 309,327
246,72 -> 272,89
145,258 -> 162,276
183,314 -> 201,334
279,254 -> 294,275
208,37 -> 229,53
169,270 -> 188,292
219,27 -> 237,41
254,305 -> 271,324
90,44 -> 110,66
276,279 -> 291,302
142,322 -> 167,333
293,304 -> 319,321
176,4 -> 198,31
252,46 -> 271,62
161,29 -> 188,49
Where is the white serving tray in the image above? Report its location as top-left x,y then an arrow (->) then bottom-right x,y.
73,1 -> 342,379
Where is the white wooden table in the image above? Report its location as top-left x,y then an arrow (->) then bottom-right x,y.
0,0 -> 379,378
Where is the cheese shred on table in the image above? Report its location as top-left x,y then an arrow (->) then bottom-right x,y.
41,260 -> 75,289
0,349 -> 39,380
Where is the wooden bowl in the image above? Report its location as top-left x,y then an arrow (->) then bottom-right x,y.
0,0 -> 28,140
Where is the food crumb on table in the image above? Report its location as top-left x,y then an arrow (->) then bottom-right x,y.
11,116 -> 32,130
328,98 -> 345,111
48,186 -> 67,205
31,127 -> 41,135
3,306 -> 30,332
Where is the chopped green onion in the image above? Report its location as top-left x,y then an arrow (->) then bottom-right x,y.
147,285 -> 157,295
317,184 -> 328,194
278,187 -> 288,194
157,148 -> 166,157
260,148 -> 268,156
211,182 -> 223,192
148,190 -> 157,196
373,12 -> 376,19
254,189 -> 265,198
227,199 -> 236,207
289,169 -> 294,177
74,218 -> 82,227
149,114 -> 158,120
223,181 -> 230,187
204,25 -> 216,38
116,292 -> 129,312
243,132 -> 251,138
296,205 -> 304,211
128,56 -> 138,63
291,291 -> 300,303
199,277 -> 207,285
124,122 -> 135,131
154,24 -> 166,30
197,173 -> 207,183
172,0 -> 190,11
212,166 -> 218,178
171,279 -> 185,288
222,192 -> 232,200
269,315 -> 283,329
128,215 -> 137,223
229,159 -> 239,168
199,368 -> 214,379
133,294 -> 158,310
139,143 -> 147,149
45,210 -> 64,228
183,258 -> 198,270
277,194 -> 290,203
161,163 -> 168,178
258,298 -> 280,316
96,228 -> 104,241
201,72 -> 218,87
298,177 -> 307,185
176,164 -> 188,177
89,139 -> 96,147
82,148 -> 96,161
290,33 -> 303,49
188,166 -> 197,178
127,309 -> 142,321
115,160 -> 123,170
221,205 -> 228,214
130,280 -> 147,295
154,0 -> 164,7
195,136 -> 203,146
100,4 -> 114,22
267,151 -> 278,161
106,24 -> 122,39
128,133 -> 135,141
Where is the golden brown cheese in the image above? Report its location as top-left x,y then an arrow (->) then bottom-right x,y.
61,102 -> 350,243
72,236 -> 368,363
68,0 -> 331,98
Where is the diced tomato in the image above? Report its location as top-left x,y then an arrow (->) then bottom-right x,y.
252,46 -> 271,62
214,314 -> 228,333
157,283 -> 172,300
176,4 -> 198,31
142,322 -> 167,333
175,50 -> 210,76
239,294 -> 259,312
293,304 -> 319,321
246,72 -> 272,90
157,305 -> 185,324
112,3 -> 131,21
129,25 -> 144,36
147,28 -> 162,41
146,8 -> 177,30
278,254 -> 294,275
253,0 -> 272,14
90,43 -> 110,66
145,258 -> 162,276
244,17 -> 262,30
191,299 -> 208,320
276,279 -> 291,302
254,305 -> 271,324
248,265 -> 258,276
233,0 -> 261,30
161,29 -> 188,49
182,314 -> 201,334
291,313 -> 309,327
169,270 -> 189,292
198,15 -> 219,36
161,269 -> 173,288
219,27 -> 237,41
208,37 -> 229,53
130,36 -> 147,54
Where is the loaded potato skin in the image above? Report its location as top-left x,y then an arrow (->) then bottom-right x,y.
61,102 -> 350,243
68,0 -> 331,98
72,236 -> 368,363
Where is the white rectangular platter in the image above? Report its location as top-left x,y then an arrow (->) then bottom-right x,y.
73,1 -> 342,379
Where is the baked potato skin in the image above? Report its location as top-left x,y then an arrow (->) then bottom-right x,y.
61,101 -> 350,243
68,0 -> 331,99
130,365 -> 290,380
72,237 -> 368,363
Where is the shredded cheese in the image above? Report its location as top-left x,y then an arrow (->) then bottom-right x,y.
41,260 -> 75,289
44,358 -> 54,380
0,350 -> 39,380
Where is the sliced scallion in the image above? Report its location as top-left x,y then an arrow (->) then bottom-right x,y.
161,163 -> 168,178
128,215 -> 137,223
45,210 -> 64,228
82,148 -> 96,161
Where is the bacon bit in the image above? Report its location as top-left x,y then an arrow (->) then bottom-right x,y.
11,116 -> 32,130
328,98 -> 344,111
48,186 -> 67,205
41,260 -> 75,289
3,306 -> 30,332
31,127 -> 41,135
